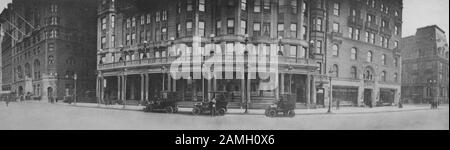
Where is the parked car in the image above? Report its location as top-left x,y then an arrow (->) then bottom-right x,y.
265,94 -> 296,117
143,91 -> 179,113
192,92 -> 229,116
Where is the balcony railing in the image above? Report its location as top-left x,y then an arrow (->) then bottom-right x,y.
98,55 -> 316,71
348,16 -> 364,27
365,21 -> 379,32
380,27 -> 392,37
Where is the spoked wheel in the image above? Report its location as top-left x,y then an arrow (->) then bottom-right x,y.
173,107 -> 179,113
165,106 -> 174,113
216,108 -> 226,116
264,109 -> 270,117
287,110 -> 295,117
267,109 -> 277,118
192,107 -> 201,115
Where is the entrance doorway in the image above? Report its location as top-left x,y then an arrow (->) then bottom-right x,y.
364,89 -> 372,106
316,88 -> 324,106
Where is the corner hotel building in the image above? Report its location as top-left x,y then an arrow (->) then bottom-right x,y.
96,0 -> 402,108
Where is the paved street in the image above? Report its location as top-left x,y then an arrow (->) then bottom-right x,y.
0,101 -> 448,130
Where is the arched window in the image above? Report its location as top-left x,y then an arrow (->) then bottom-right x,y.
332,44 -> 339,56
25,63 -> 31,78
17,66 -> 23,79
364,67 -> 373,80
333,64 -> 339,77
381,71 -> 386,82
367,51 -> 373,62
351,66 -> 357,79
351,47 -> 357,60
34,60 -> 41,79
381,54 -> 386,65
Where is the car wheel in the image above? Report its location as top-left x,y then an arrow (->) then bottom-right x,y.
173,108 -> 179,113
268,109 -> 277,118
217,108 -> 226,116
192,107 -> 201,115
264,109 -> 269,117
165,106 -> 174,113
288,110 -> 295,117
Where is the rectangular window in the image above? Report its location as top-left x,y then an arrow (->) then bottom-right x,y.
187,0 -> 193,11
131,33 -> 136,45
333,2 -> 340,16
126,18 -> 131,28
254,0 -> 261,12
161,27 -> 167,40
111,15 -> 115,29
146,14 -> 151,24
299,46 -> 306,58
156,11 -> 160,22
176,23 -> 181,38
111,35 -> 115,47
302,1 -> 307,17
316,41 -> 322,54
365,31 -> 369,43
101,36 -> 106,49
216,20 -> 222,36
199,21 -> 205,36
162,10 -> 167,21
186,21 -> 193,35
290,45 -> 297,57
126,34 -> 130,45
227,19 -> 235,34
241,0 -> 247,11
291,0 -> 298,14
102,17 -> 107,30
277,23 -> 284,37
253,22 -> 261,36
333,22 -> 340,33
355,29 -> 360,40
263,0 -> 270,11
302,25 -> 307,40
131,17 -> 136,27
263,23 -> 270,36
290,23 -> 297,38
199,0 -> 205,12
240,20 -> 247,35
140,15 -> 145,25
348,27 -> 353,38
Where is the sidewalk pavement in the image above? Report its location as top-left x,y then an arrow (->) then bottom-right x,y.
25,100 -> 447,116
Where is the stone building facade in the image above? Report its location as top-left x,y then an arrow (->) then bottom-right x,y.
96,0 -> 403,108
0,0 -> 98,101
401,25 -> 449,104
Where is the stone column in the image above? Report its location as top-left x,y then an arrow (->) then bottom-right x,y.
280,73 -> 285,95
117,76 -> 121,101
122,75 -> 127,102
309,76 -> 316,107
241,74 -> 246,104
168,74 -> 172,92
140,74 -> 145,104
145,74 -> 149,101
96,77 -> 100,102
130,77 -> 135,100
306,75 -> 311,105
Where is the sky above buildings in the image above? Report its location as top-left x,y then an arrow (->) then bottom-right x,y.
0,0 -> 449,38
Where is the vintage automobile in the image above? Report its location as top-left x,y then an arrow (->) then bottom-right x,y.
192,92 -> 229,116
265,94 -> 296,117
143,91 -> 179,113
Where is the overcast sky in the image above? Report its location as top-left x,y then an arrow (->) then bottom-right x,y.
0,0 -> 449,38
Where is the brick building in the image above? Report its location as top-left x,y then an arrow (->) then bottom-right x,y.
0,0 -> 98,101
96,0 -> 402,108
325,0 -> 403,107
401,25 -> 449,104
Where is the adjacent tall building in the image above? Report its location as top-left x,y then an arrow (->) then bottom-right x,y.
401,25 -> 449,104
0,0 -> 98,101
96,0 -> 403,108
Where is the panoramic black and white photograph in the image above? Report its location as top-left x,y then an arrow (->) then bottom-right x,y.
0,0 -> 448,130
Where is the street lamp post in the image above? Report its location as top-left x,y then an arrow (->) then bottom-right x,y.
327,69 -> 334,113
74,73 -> 77,105
244,34 -> 250,114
